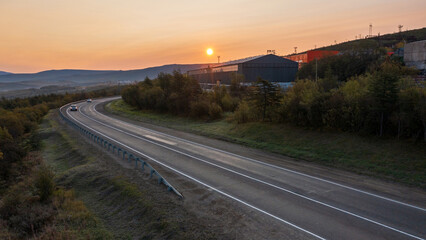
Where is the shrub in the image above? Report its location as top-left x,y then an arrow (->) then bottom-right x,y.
189,100 -> 210,119
208,103 -> 223,120
34,166 -> 55,202
229,101 -> 251,124
221,94 -> 235,112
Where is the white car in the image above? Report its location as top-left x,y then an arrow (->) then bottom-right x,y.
87,99 -> 92,103
70,105 -> 78,111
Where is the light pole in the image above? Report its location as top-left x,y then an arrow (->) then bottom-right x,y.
315,57 -> 318,82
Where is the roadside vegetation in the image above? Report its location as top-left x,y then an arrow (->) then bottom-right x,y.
0,88 -> 226,239
0,87 -> 122,238
40,112 -> 220,239
117,54 -> 426,188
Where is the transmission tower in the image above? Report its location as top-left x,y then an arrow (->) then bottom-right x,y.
398,25 -> 403,33
369,23 -> 372,37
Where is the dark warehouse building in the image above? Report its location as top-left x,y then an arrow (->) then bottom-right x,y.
187,54 -> 298,87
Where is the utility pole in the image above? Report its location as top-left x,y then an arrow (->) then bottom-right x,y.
294,47 -> 297,54
315,58 -> 318,82
217,56 -> 220,64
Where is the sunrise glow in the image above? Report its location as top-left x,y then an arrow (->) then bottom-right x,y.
0,0 -> 425,73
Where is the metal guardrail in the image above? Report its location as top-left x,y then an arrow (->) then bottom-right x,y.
59,105 -> 183,198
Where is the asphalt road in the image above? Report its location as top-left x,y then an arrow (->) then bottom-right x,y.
61,97 -> 426,240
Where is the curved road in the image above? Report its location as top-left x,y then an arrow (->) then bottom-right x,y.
61,97 -> 426,240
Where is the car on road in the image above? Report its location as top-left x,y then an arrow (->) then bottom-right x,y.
70,105 -> 78,111
87,99 -> 92,103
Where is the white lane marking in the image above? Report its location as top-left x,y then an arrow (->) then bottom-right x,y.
143,135 -> 177,146
76,105 -> 426,240
62,106 -> 326,240
92,98 -> 426,212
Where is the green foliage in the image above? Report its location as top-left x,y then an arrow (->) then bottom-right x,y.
249,78 -> 282,121
230,73 -> 247,97
368,66 -> 399,136
0,86 -> 122,184
0,127 -> 26,180
228,101 -> 253,124
34,166 -> 55,202
122,71 -> 202,115
280,79 -> 323,127
208,103 -> 223,120
280,59 -> 424,139
220,93 -> 235,112
297,52 -> 383,82
189,97 -> 210,119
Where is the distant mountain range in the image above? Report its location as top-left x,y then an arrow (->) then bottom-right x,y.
0,71 -> 12,76
0,64 -> 210,92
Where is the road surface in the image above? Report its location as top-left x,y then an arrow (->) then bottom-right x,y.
61,97 -> 426,240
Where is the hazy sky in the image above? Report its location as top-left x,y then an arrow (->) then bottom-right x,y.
1,0 -> 425,73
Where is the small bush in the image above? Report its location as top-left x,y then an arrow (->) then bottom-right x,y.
221,94 -> 235,112
34,166 -> 55,202
229,101 -> 252,123
208,103 -> 223,120
189,100 -> 210,119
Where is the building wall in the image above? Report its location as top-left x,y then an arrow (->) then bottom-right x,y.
188,54 -> 298,86
307,50 -> 339,62
285,50 -> 339,68
404,40 -> 426,71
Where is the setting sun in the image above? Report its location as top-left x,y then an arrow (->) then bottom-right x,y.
207,48 -> 213,56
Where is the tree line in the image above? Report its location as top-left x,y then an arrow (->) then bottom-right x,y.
122,58 -> 425,142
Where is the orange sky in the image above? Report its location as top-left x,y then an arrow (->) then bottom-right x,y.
0,0 -> 425,73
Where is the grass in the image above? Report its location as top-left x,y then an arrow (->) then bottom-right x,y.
0,152 -> 111,239
107,99 -> 426,188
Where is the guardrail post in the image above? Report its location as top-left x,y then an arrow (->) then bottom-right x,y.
141,160 -> 146,171
135,157 -> 139,168
158,177 -> 163,185
123,151 -> 127,161
150,167 -> 155,178
129,154 -> 134,163
118,148 -> 122,156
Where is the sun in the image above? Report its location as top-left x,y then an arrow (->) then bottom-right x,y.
206,48 -> 213,55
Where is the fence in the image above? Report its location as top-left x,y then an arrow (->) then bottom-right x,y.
59,105 -> 183,198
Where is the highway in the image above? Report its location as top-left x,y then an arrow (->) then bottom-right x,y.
61,97 -> 426,240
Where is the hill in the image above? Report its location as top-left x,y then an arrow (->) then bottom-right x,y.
320,27 -> 426,51
285,27 -> 426,56
0,71 -> 12,76
0,64 -> 210,93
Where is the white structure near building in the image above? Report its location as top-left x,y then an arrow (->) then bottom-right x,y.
404,40 -> 426,73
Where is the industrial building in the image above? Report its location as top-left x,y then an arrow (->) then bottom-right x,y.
285,50 -> 339,68
187,54 -> 298,87
404,40 -> 426,73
